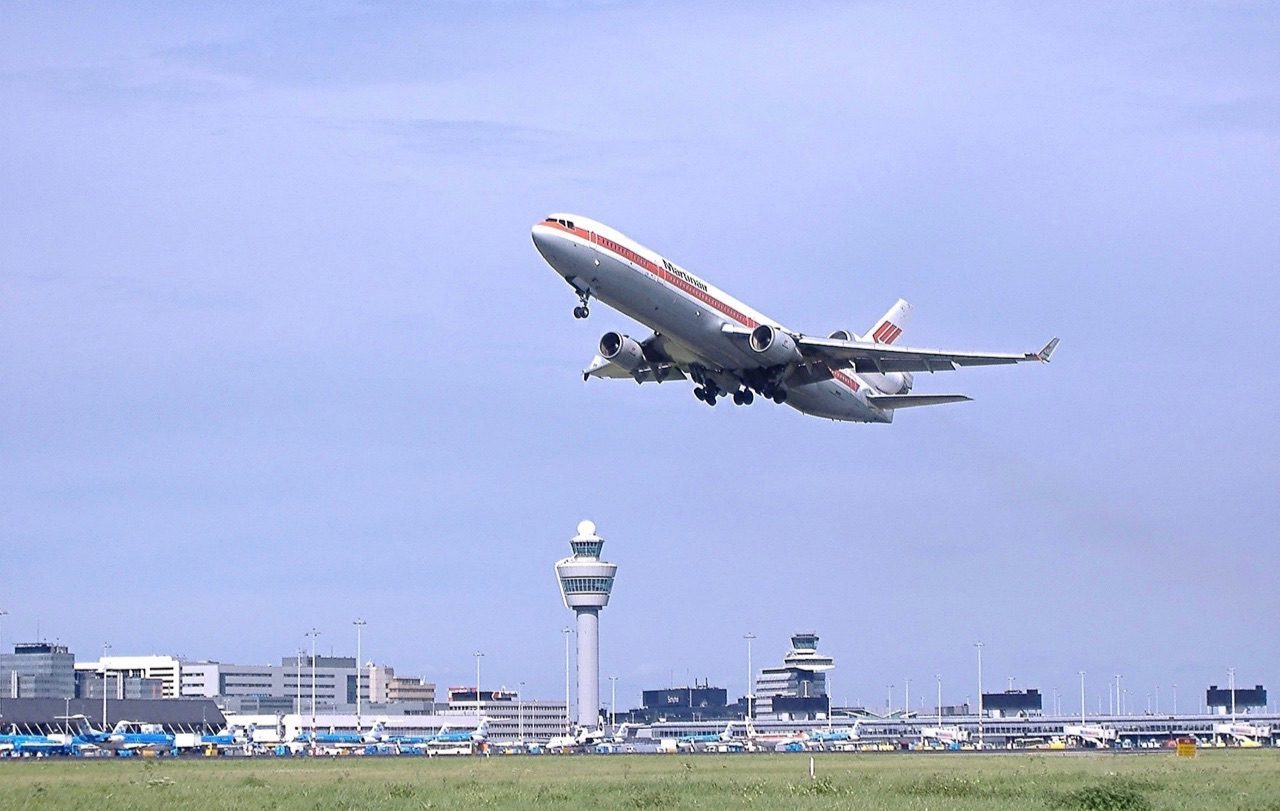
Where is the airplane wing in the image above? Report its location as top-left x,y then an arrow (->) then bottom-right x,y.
796,334 -> 1059,374
866,394 -> 972,410
583,332 -> 688,383
583,357 -> 687,383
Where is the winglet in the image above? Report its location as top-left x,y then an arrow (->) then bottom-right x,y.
1036,337 -> 1060,363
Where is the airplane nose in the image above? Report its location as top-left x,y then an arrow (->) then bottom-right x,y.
531,225 -> 563,266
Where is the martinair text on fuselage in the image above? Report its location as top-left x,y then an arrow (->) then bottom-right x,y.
531,213 -> 1056,423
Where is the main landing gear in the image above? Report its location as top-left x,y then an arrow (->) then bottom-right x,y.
691,366 -> 780,408
693,383 -> 757,408
572,289 -> 591,319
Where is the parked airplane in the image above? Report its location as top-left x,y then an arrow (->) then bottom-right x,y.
676,722 -> 737,751
742,718 -> 809,751
428,719 -> 488,745
807,724 -> 861,745
196,723 -> 257,752
294,720 -> 387,749
920,725 -> 972,747
532,214 -> 1057,422
63,715 -> 175,755
0,727 -> 75,756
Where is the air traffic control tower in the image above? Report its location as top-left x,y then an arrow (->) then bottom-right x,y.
555,520 -> 617,730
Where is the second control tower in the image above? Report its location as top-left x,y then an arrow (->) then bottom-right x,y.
554,520 -> 617,730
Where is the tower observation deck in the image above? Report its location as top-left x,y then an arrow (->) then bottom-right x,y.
555,520 -> 617,730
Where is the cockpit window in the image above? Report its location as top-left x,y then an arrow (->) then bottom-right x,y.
544,217 -> 575,229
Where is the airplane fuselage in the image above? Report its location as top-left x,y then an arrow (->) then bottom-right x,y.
532,215 -> 892,422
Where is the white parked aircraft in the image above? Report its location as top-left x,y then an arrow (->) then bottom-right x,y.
532,214 -> 1057,422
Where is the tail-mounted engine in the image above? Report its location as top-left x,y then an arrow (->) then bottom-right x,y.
862,370 -> 914,394
827,329 -> 911,393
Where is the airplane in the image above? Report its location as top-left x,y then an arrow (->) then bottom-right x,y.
294,720 -> 388,750
429,718 -> 489,745
532,214 -> 1057,422
63,715 -> 175,755
807,723 -> 862,746
0,726 -> 75,756
1062,724 -> 1116,748
742,718 -> 810,751
920,725 -> 971,748
546,721 -> 613,752
196,723 -> 258,752
675,722 -> 737,751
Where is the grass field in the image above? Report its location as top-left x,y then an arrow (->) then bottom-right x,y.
1,750 -> 1277,810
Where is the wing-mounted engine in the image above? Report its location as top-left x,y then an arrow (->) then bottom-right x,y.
748,324 -> 803,366
828,329 -> 859,342
599,331 -> 646,372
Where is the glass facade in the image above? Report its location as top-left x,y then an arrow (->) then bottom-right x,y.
560,577 -> 614,594
0,643 -> 76,699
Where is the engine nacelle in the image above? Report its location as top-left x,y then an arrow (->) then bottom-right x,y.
748,324 -> 802,366
862,371 -> 914,395
599,331 -> 646,372
828,329 -> 859,342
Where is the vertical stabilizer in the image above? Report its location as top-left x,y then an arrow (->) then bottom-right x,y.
867,299 -> 913,344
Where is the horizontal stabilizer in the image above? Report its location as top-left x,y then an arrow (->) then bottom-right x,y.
867,394 -> 972,410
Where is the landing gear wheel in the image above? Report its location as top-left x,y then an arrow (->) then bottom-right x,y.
733,391 -> 744,405
573,306 -> 589,319
742,389 -> 754,405
693,387 -> 706,402
772,390 -> 787,404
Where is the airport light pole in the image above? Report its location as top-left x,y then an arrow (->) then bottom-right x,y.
562,627 -> 572,735
101,642 -> 111,729
353,618 -> 366,732
1155,685 -> 1160,715
1079,671 -> 1086,725
295,648 -> 303,720
1114,674 -> 1121,716
743,633 -> 756,721
0,609 -> 6,713
1172,683 -> 1178,715
609,675 -> 618,729
904,678 -> 910,721
1228,667 -> 1236,721
518,681 -> 525,743
887,684 -> 893,716
474,651 -> 484,719
974,642 -> 984,749
936,674 -> 942,726
306,628 -> 320,739
826,674 -> 833,731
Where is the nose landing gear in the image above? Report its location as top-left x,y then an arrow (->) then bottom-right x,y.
571,288 -> 592,319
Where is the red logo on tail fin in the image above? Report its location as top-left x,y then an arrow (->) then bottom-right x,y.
872,322 -> 902,344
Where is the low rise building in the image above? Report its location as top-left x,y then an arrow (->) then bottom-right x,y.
75,655 -> 183,698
